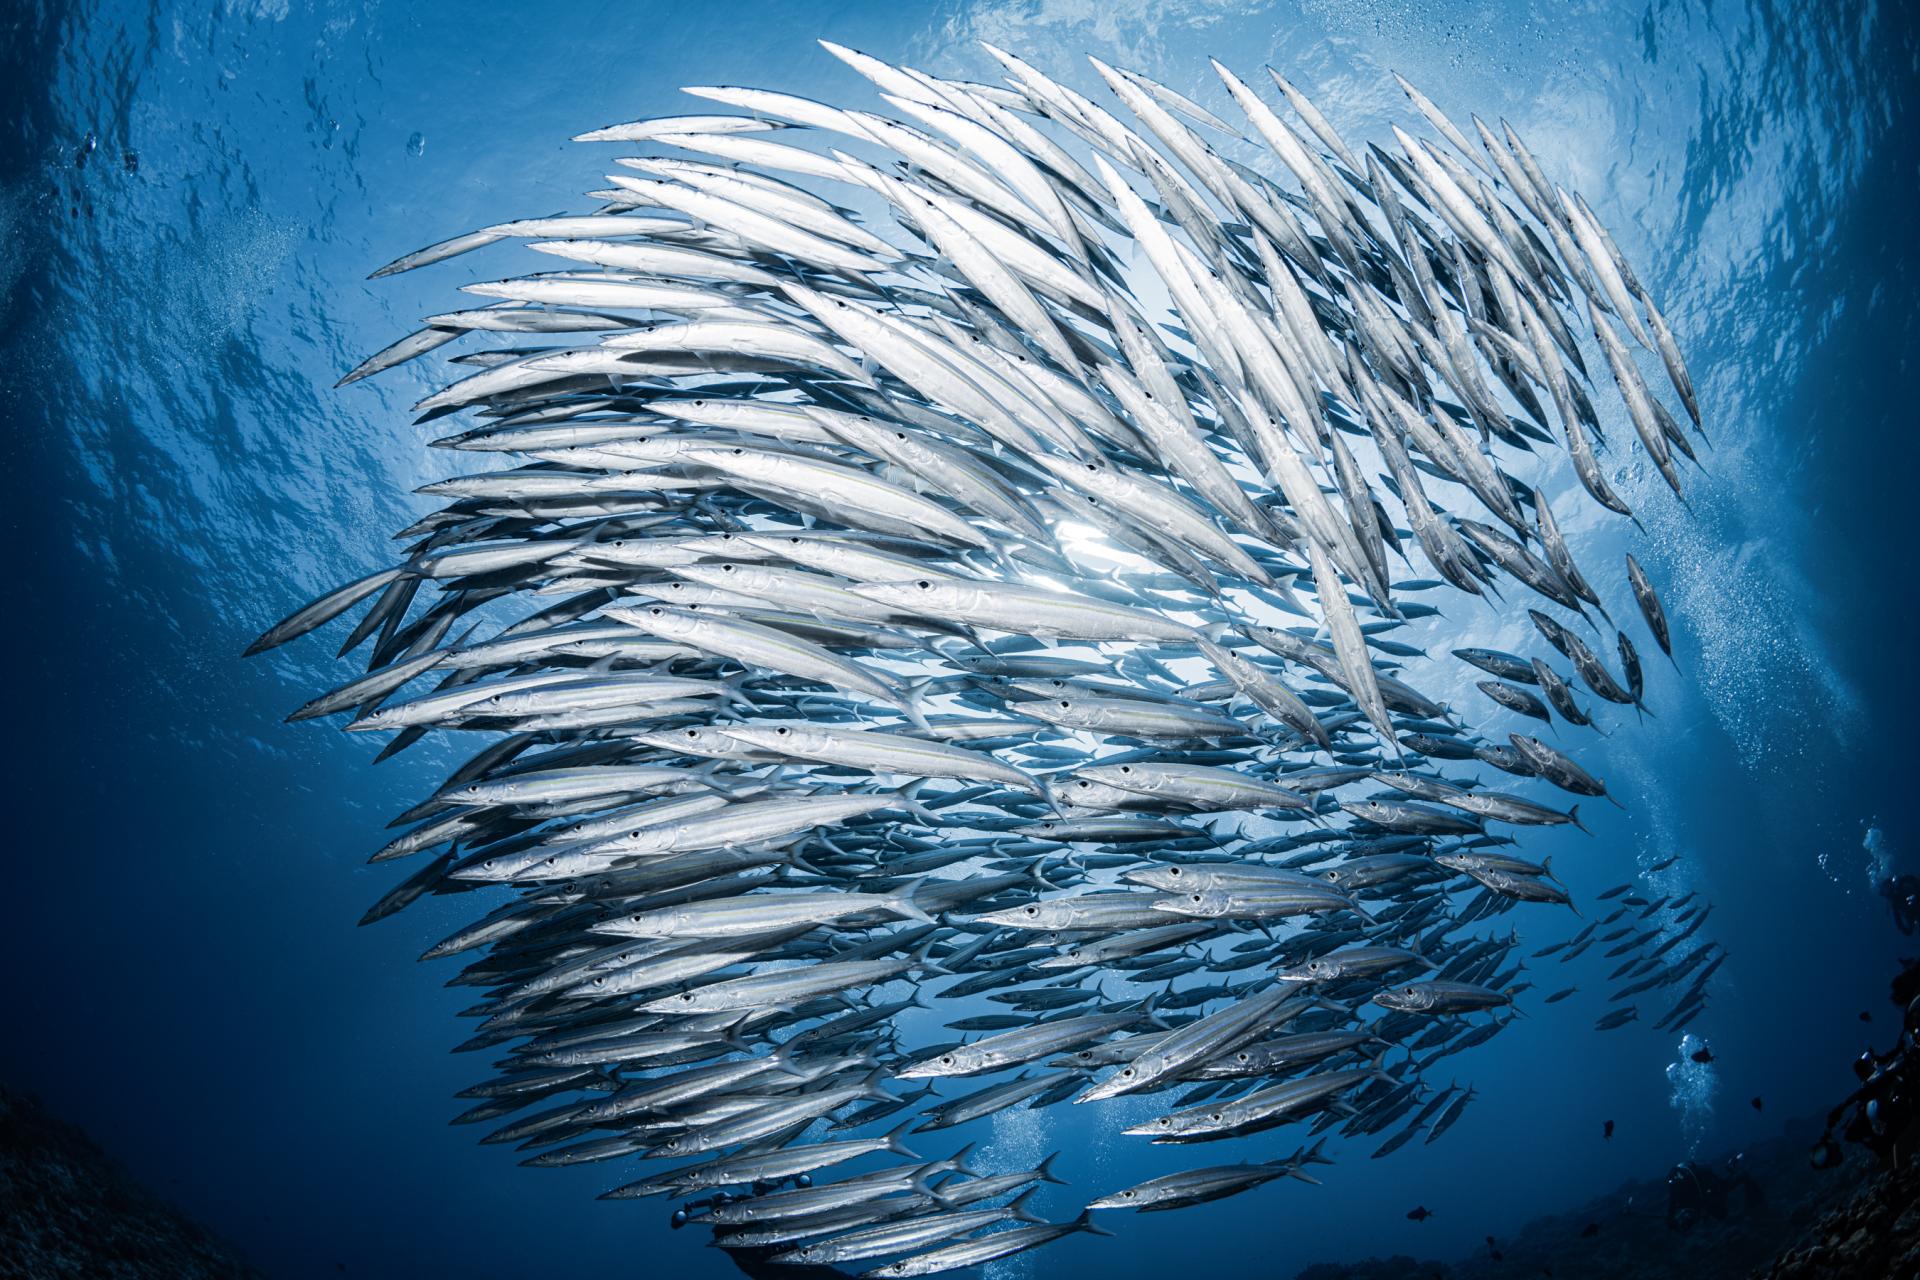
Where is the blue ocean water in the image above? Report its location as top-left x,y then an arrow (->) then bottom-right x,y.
1,2 -> 1915,1277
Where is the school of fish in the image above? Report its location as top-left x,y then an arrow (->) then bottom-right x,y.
248,39 -> 1720,1274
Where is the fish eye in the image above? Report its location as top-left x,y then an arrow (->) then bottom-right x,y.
1122,1190 -> 1134,1198
692,399 -> 704,406
1121,1067 -> 1134,1077
1156,1117 -> 1171,1127
895,432 -> 908,441
730,447 -> 744,455
1168,867 -> 1181,877
775,727 -> 789,736
916,580 -> 931,590
940,1054 -> 953,1064
1119,766 -> 1131,773
1209,1111 -> 1223,1121
1191,893 -> 1202,903
1023,906 -> 1038,916
1059,700 -> 1071,709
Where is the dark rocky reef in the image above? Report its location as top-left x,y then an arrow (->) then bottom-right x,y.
1295,1119 -> 1877,1280
1754,1152 -> 1920,1279
1297,953 -> 1920,1280
0,1085 -> 265,1279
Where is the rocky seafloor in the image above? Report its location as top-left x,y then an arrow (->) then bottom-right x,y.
1292,1116 -> 1916,1280
3,1077 -> 1913,1279
1296,958 -> 1920,1280
1,1085 -> 265,1280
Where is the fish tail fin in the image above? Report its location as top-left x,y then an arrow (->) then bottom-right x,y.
1010,1186 -> 1046,1224
719,670 -> 760,710
911,936 -> 951,977
895,679 -> 934,733
1368,1048 -> 1397,1086
894,778 -> 941,827
886,877 -> 936,925
1075,1209 -> 1115,1237
243,566 -> 406,657
691,758 -> 747,796
858,1068 -> 896,1104
1040,777 -> 1068,818
766,1043 -> 811,1079
1037,1150 -> 1067,1184
910,1169 -> 952,1206
883,1119 -> 920,1158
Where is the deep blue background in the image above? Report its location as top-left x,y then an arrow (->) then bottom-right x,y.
2,2 -> 1915,1277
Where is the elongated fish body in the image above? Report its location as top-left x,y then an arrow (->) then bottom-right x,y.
248,42 -> 1717,1276
1373,980 -> 1513,1014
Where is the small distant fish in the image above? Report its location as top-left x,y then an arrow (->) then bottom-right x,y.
1626,553 -> 1673,659
1751,1096 -> 1763,1111
1595,1007 -> 1638,1031
1603,1120 -> 1615,1140
1407,1206 -> 1434,1222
